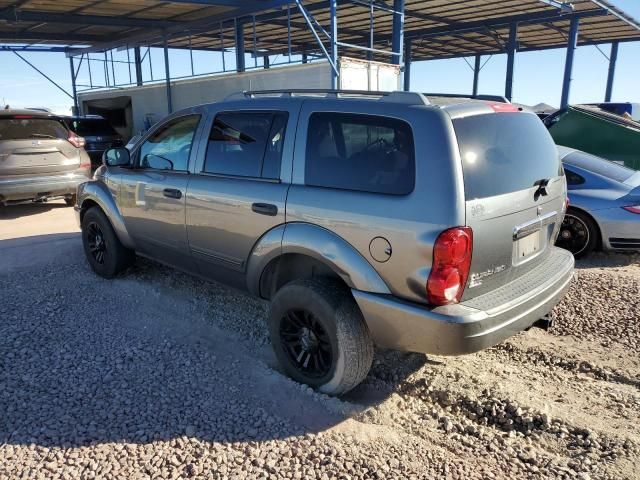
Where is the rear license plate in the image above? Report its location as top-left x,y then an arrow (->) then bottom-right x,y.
516,232 -> 540,259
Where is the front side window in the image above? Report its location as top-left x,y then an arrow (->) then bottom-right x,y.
139,115 -> 200,171
305,113 -> 415,195
204,111 -> 288,179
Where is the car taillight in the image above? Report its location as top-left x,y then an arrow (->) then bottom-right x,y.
68,132 -> 86,148
427,227 -> 473,306
623,205 -> 640,214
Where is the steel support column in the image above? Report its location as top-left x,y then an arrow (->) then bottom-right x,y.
69,56 -> 79,115
560,17 -> 580,109
263,55 -> 270,69
391,0 -> 405,66
403,38 -> 412,91
505,23 -> 518,101
235,19 -> 245,73
605,41 -> 619,102
134,46 -> 143,86
164,39 -> 173,114
329,0 -> 338,89
472,54 -> 481,96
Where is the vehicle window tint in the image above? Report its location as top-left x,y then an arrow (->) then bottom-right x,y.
139,115 -> 200,171
564,150 -> 633,183
69,119 -> 118,136
0,118 -> 68,141
305,113 -> 415,195
453,113 -> 562,200
204,111 -> 288,179
564,167 -> 585,186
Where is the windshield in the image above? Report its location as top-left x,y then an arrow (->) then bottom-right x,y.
453,112 -> 562,200
68,118 -> 118,136
564,150 -> 634,183
0,117 -> 68,141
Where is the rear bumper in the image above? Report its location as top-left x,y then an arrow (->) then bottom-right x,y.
596,207 -> 640,251
0,170 -> 91,203
353,247 -> 574,356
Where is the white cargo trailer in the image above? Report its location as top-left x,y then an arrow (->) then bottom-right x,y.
77,58 -> 400,140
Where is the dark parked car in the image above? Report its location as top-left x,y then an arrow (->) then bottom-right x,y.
0,110 -> 91,206
60,116 -> 123,168
76,90 -> 573,394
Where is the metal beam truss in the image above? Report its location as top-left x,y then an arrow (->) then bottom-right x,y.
1,0 -> 639,110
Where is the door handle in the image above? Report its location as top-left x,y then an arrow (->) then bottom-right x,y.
251,202 -> 278,216
163,188 -> 183,199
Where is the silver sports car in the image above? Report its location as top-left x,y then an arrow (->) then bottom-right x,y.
557,146 -> 640,258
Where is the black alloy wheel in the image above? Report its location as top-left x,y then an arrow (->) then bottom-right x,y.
279,308 -> 333,379
556,211 -> 596,258
86,221 -> 107,265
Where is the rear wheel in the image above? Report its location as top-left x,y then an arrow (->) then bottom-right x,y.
81,207 -> 134,278
268,278 -> 373,396
556,208 -> 598,258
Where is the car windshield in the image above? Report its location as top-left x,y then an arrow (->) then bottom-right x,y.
564,150 -> 634,183
0,117 -> 68,141
68,118 -> 118,136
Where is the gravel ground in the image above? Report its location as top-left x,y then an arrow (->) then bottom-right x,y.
0,206 -> 638,479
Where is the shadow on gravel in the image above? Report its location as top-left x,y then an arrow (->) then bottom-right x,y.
574,251 -> 639,269
0,202 -> 68,220
0,246 -> 426,450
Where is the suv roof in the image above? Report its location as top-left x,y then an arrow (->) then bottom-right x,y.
221,89 -> 519,120
0,109 -> 59,119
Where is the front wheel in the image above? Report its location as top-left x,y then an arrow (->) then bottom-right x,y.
268,278 -> 374,396
81,207 -> 134,278
556,208 -> 598,258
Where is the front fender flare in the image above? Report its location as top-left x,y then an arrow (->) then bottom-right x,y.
77,180 -> 135,250
246,222 -> 390,297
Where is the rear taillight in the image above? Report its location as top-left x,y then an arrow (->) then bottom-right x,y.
68,132 -> 86,148
427,227 -> 473,306
623,205 -> 640,214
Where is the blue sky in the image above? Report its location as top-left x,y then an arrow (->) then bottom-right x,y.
1,0 -> 638,113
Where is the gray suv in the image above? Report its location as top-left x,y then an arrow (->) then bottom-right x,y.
76,90 -> 574,394
0,110 -> 91,206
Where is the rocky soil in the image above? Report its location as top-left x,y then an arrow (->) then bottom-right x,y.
0,227 -> 638,480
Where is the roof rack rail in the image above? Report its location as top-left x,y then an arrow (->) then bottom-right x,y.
423,93 -> 510,103
225,89 -> 430,106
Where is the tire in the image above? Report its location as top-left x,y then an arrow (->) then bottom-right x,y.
81,207 -> 134,278
556,208 -> 599,259
268,278 -> 374,395
64,194 -> 77,207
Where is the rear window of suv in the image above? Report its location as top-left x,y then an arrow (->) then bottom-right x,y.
305,112 -> 415,195
453,113 -> 562,200
67,118 -> 118,137
0,117 -> 68,141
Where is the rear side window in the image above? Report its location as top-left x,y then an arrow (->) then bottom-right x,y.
305,113 -> 415,195
0,118 -> 68,141
564,150 -> 633,183
564,168 -> 585,186
453,113 -> 562,200
204,111 -> 288,179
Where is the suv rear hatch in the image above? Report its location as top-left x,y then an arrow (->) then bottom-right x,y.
451,108 -> 566,300
0,116 -> 80,176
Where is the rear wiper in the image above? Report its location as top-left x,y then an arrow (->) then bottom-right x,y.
533,178 -> 550,200
29,133 -> 57,139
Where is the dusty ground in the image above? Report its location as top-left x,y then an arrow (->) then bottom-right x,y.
0,203 -> 638,479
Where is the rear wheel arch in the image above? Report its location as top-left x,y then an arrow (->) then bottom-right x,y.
259,253 -> 350,300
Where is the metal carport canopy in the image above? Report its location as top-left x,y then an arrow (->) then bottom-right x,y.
0,0 -> 638,111
0,0 -> 638,58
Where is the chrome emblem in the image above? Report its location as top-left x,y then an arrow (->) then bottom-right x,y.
31,140 -> 41,146
469,265 -> 506,288
537,206 -> 543,216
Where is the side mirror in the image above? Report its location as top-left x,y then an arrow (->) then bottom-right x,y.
103,147 -> 131,167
